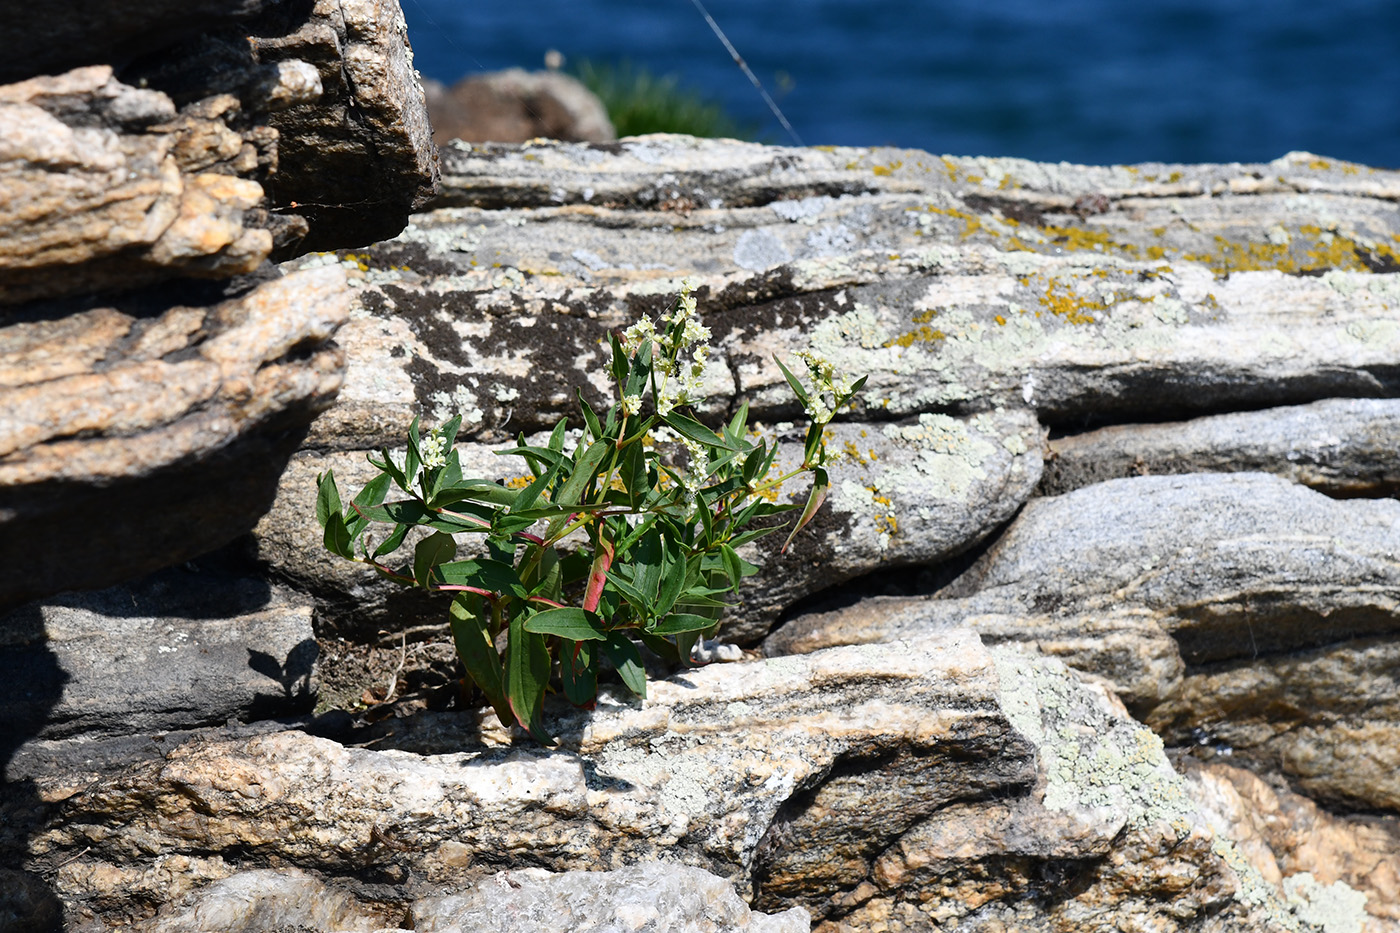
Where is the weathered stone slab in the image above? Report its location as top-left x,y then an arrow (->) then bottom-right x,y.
0,567 -> 317,740
1040,397 -> 1400,497
0,265 -> 352,609
768,472 -> 1400,812
18,637 -> 1334,932
424,70 -> 615,147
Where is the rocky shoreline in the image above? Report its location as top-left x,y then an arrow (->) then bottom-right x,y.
3,4 -> 1399,931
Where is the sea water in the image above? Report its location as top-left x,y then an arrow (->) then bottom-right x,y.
403,0 -> 1399,167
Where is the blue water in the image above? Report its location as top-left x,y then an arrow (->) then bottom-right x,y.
403,0 -> 1400,167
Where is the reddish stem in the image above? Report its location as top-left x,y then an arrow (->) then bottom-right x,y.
582,537 -> 615,613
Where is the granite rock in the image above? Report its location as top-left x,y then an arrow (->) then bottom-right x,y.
0,67 -> 275,305
0,567 -> 317,741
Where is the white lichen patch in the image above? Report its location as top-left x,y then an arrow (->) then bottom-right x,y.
879,413 -> 995,500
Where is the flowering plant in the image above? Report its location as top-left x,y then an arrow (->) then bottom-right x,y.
316,281 -> 864,742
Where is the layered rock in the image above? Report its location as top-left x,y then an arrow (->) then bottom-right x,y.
0,566 -> 316,741
1039,397 -> 1400,497
10,634 -> 1345,932
0,265 -> 352,608
768,472 -> 1400,813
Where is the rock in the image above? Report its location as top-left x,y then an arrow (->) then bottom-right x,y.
248,0 -> 439,251
143,867 -> 392,933
1040,397 -> 1400,497
309,138 -> 1400,446
424,70 -> 615,146
249,409 -> 1042,643
1186,760 -> 1400,931
0,66 -> 275,305
0,1 -> 436,304
768,472 -> 1400,812
0,265 -> 352,609
17,635 -> 1325,931
412,863 -> 809,933
0,566 -> 317,741
0,868 -> 62,933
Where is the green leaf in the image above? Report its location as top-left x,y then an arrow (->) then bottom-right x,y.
650,613 -> 718,635
625,340 -> 653,399
608,332 -> 629,388
449,595 -> 509,724
560,639 -> 597,707
511,457 -> 561,512
438,558 -> 527,598
440,414 -> 464,450
720,543 -> 744,592
781,466 -> 830,554
369,448 -> 410,493
578,390 -> 603,441
315,471 -> 342,530
773,355 -> 811,407
523,607 -> 606,641
726,400 -> 749,442
414,531 -> 456,587
602,632 -> 647,699
803,422 -> 824,466
322,511 -> 353,559
506,616 -> 554,743
654,537 -> 687,616
534,420 -> 561,455
349,473 -> 394,537
496,444 -> 567,468
620,440 -> 648,506
405,417 -> 423,486
637,631 -> 680,664
372,522 -> 410,558
554,438 -> 612,507
604,569 -> 651,612
428,450 -> 463,505
741,440 -> 768,485
661,412 -> 741,452
433,480 -> 517,508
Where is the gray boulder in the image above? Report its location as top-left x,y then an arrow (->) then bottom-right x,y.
19,635 -> 1331,932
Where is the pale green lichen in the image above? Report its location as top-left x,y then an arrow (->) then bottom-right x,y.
992,649 -> 1375,932
1284,873 -> 1368,933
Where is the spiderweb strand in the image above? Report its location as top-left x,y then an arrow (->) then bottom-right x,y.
687,0 -> 803,147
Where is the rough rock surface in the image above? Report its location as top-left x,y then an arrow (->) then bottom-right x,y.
0,567 -> 317,741
768,472 -> 1400,813
261,140 -> 1400,643
425,70 -> 616,146
0,0 -> 436,304
1187,761 -> 1400,932
0,265 -> 352,609
11,633 -> 1342,932
1040,397 -> 1400,497
248,0 -> 439,250
0,66 -> 278,305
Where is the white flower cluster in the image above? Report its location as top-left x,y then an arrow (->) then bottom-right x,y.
680,436 -> 709,501
794,348 -> 853,423
620,278 -> 713,416
421,428 -> 448,469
